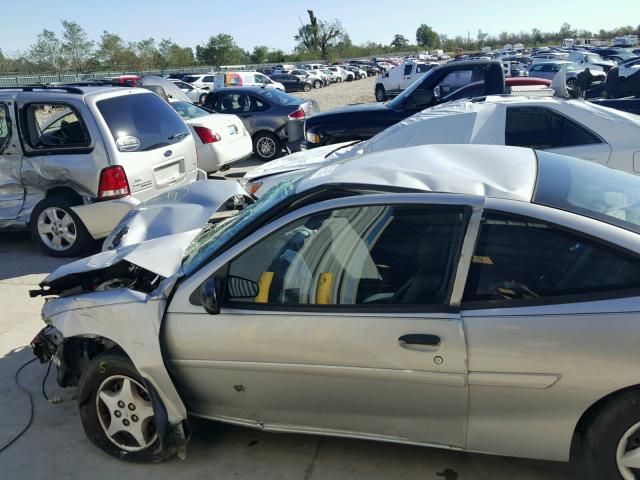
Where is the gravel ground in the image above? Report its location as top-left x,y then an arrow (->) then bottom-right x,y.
294,76 -> 377,111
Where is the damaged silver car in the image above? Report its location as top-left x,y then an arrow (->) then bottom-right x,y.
0,85 -> 201,256
30,144 -> 640,479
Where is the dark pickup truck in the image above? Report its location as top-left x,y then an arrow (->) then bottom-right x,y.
303,60 -> 508,148
303,59 -> 640,148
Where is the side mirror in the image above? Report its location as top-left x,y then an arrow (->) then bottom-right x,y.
406,88 -> 434,109
433,85 -> 442,99
201,277 -> 221,315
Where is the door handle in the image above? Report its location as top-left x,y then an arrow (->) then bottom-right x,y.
398,334 -> 441,347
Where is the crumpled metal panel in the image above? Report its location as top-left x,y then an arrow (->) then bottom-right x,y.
42,276 -> 187,425
102,179 -> 247,251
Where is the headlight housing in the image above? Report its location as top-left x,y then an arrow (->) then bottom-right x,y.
305,131 -> 321,144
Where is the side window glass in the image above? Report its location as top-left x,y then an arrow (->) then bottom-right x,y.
203,76 -> 215,83
0,103 -> 10,152
24,104 -> 90,150
225,205 -> 466,307
403,64 -> 413,76
463,213 -> 640,304
248,96 -> 269,112
505,107 -> 600,149
436,69 -> 479,97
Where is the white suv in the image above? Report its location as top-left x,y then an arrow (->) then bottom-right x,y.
0,85 -> 200,256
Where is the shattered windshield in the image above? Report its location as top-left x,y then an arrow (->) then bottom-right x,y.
182,178 -> 300,274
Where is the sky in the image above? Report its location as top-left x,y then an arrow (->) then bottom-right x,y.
1,0 -> 638,54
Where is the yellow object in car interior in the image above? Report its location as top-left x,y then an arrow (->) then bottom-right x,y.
255,271 -> 274,303
315,272 -> 334,304
305,131 -> 321,144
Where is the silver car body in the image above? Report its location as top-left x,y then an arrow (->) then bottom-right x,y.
244,95 -> 640,197
0,87 -> 200,239
38,144 -> 640,464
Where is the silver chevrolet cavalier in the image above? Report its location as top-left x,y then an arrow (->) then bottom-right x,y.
31,144 -> 640,479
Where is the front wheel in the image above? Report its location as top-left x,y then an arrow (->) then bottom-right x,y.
253,132 -> 281,162
199,93 -> 208,104
582,391 -> 640,479
375,85 -> 387,102
30,195 -> 95,257
566,77 -> 578,90
313,80 -> 322,89
303,83 -> 311,92
78,352 -> 174,462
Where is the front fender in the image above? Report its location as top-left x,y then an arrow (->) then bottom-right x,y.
42,285 -> 187,426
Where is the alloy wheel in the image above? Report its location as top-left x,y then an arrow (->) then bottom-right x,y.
617,420 -> 640,479
96,375 -> 157,452
256,136 -> 276,159
37,207 -> 77,252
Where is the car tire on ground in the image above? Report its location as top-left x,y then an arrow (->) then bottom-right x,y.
199,93 -> 208,104
29,195 -> 95,257
582,390 -> 640,480
566,78 -> 577,90
253,131 -> 281,162
303,83 -> 311,92
78,351 -> 174,462
375,85 -> 387,102
313,80 -> 322,89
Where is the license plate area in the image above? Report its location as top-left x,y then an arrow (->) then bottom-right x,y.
153,158 -> 184,187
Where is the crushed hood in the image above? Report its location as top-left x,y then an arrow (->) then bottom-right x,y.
42,229 -> 199,287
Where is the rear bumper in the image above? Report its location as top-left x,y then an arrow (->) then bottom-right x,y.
71,196 -> 140,240
197,136 -> 253,172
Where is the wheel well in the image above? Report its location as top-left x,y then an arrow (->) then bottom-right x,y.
571,383 -> 640,460
57,336 -> 129,388
252,129 -> 277,140
46,186 -> 84,205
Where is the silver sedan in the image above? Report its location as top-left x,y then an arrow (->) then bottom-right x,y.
31,144 -> 640,479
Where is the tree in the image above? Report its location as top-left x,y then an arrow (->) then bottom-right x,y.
416,24 -> 437,47
390,34 -> 409,49
294,10 -> 347,60
95,31 -> 129,68
477,29 -> 488,45
250,45 -> 270,63
266,49 -> 286,63
196,34 -> 247,66
61,20 -> 94,72
531,28 -> 543,46
559,22 -> 573,40
28,29 -> 63,71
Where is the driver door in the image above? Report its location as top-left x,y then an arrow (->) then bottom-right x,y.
164,196 -> 475,447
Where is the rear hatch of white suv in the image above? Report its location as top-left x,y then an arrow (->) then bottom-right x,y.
91,90 -> 199,202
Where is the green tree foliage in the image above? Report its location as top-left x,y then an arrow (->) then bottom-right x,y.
294,10 -> 347,60
195,34 -> 248,66
390,34 -> 409,49
416,24 -> 438,47
61,20 -> 94,72
28,29 -> 63,71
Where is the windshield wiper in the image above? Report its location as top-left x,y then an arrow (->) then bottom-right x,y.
324,140 -> 362,159
168,132 -> 189,141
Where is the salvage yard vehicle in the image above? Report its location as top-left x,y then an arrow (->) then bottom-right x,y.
567,51 -> 616,72
182,73 -> 216,91
305,60 -> 508,147
203,87 -> 319,161
31,144 -> 640,480
269,73 -> 313,92
170,79 -> 211,104
170,101 -> 252,173
213,71 -> 285,91
375,60 -> 439,101
527,61 -> 606,88
245,95 -> 640,198
0,85 -> 200,256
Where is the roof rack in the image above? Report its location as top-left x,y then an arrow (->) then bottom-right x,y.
0,85 -> 85,94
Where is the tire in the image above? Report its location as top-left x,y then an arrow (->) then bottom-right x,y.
375,85 -> 387,102
29,195 -> 95,257
78,351 -> 174,462
582,391 -> 640,479
313,80 -> 322,89
566,77 -> 578,90
199,93 -> 207,104
253,132 -> 281,162
303,83 -> 311,92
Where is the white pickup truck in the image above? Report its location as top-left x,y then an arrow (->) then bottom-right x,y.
374,60 -> 439,101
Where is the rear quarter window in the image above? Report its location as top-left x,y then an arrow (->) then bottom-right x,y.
97,93 -> 189,152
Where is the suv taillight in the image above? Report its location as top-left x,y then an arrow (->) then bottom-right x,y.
98,166 -> 130,200
193,126 -> 221,144
288,108 -> 305,119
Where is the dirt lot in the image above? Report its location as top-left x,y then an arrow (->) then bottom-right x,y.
294,76 -> 377,111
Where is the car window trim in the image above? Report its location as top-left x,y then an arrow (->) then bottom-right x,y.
0,101 -> 12,154
182,192 -> 483,312
18,101 -> 93,156
505,105 -> 605,149
460,208 -> 640,310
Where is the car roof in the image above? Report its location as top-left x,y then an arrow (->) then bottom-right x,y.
0,85 -> 136,101
213,86 -> 275,94
296,144 -> 538,202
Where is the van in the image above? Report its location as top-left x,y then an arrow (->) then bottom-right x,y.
0,85 -> 201,256
213,72 -> 285,91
